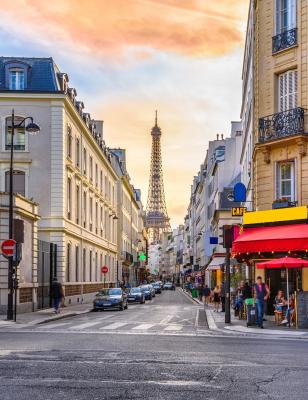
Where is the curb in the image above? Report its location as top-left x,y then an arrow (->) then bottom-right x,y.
179,288 -> 202,305
204,308 -> 220,331
35,308 -> 91,325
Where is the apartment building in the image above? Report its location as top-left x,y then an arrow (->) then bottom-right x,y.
0,57 -> 118,307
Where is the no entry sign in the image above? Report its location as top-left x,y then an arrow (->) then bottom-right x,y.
101,266 -> 108,274
1,239 -> 16,257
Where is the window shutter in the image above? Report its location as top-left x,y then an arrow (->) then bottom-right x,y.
279,73 -> 287,111
279,70 -> 297,111
288,70 -> 297,109
276,0 -> 281,34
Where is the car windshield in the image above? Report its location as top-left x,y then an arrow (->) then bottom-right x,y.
130,288 -> 141,294
98,289 -> 121,296
140,286 -> 149,291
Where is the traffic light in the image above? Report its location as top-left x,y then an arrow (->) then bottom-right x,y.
219,225 -> 235,249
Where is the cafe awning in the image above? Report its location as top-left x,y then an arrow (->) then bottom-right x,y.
232,224 -> 308,254
206,256 -> 225,271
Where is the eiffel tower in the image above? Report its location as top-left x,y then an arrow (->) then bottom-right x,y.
145,111 -> 171,243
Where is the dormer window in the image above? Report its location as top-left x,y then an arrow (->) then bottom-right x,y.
9,68 -> 25,90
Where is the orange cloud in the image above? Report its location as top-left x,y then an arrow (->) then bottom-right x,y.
2,0 -> 247,59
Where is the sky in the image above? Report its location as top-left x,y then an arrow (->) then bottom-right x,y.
0,0 -> 249,226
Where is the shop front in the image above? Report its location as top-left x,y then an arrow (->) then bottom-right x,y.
232,206 -> 308,327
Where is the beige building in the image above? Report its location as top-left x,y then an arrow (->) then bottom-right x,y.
253,0 -> 307,211
0,193 -> 39,313
0,57 -> 118,306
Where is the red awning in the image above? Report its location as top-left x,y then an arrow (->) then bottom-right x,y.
232,224 -> 308,254
256,257 -> 308,269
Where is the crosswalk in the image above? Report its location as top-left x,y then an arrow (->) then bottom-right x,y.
31,313 -> 209,336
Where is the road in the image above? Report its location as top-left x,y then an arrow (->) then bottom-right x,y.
0,289 -> 307,399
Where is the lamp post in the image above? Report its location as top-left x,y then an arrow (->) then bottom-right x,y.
7,110 -> 40,321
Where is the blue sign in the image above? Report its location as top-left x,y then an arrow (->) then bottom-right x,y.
209,237 -> 218,245
234,182 -> 247,202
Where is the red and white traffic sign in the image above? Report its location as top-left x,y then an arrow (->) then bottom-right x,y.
101,266 -> 108,274
1,239 -> 16,257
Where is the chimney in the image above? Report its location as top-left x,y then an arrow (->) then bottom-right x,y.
221,134 -> 224,140
216,134 -> 219,140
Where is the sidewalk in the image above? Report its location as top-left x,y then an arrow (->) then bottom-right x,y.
0,302 -> 92,327
182,288 -> 308,339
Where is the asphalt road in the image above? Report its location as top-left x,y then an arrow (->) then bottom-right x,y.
0,289 -> 307,399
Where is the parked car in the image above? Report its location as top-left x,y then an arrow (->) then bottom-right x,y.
152,282 -> 162,294
93,288 -> 128,311
127,287 -> 145,304
148,284 -> 156,297
140,285 -> 152,300
163,282 -> 175,290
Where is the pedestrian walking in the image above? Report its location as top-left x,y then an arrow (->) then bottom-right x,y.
220,282 -> 226,312
51,277 -> 64,314
201,285 -> 211,306
253,276 -> 270,329
213,285 -> 221,312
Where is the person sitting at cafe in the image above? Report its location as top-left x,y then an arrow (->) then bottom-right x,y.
234,281 -> 245,312
281,294 -> 295,326
274,290 -> 286,312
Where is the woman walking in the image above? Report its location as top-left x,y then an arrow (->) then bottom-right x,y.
213,285 -> 221,312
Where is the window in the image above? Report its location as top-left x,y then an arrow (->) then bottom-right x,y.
89,156 -> 93,181
95,202 -> 98,234
83,248 -> 86,282
95,252 -> 98,281
75,246 -> 79,282
276,161 -> 295,201
5,170 -> 25,196
76,138 -> 80,167
100,170 -> 103,193
89,250 -> 93,282
100,206 -> 103,236
83,148 -> 87,175
5,116 -> 25,151
279,70 -> 297,111
67,126 -> 72,159
275,0 -> 296,34
9,69 -> 25,90
67,177 -> 72,220
89,197 -> 93,231
76,185 -> 80,224
83,191 -> 87,228
95,164 -> 98,187
66,243 -> 71,282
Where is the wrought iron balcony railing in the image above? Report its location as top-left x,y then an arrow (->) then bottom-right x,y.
272,28 -> 297,53
259,107 -> 305,143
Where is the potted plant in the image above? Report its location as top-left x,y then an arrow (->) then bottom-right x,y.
272,197 -> 291,209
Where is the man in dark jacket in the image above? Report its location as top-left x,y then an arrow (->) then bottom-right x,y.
51,278 -> 64,314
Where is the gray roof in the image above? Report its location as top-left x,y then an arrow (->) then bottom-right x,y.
0,57 -> 60,92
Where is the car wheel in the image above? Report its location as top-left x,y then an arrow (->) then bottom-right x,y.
119,304 -> 124,311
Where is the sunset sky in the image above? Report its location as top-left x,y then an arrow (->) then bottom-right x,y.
0,0 -> 248,226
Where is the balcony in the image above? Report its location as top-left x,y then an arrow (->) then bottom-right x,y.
259,107 -> 305,143
272,28 -> 297,54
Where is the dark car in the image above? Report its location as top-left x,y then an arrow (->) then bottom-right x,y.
140,285 -> 152,300
127,287 -> 145,304
152,282 -> 162,294
93,288 -> 128,311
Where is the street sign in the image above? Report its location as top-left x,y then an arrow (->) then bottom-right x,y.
232,207 -> 247,217
1,239 -> 16,257
101,266 -> 108,274
139,252 -> 146,262
209,236 -> 218,245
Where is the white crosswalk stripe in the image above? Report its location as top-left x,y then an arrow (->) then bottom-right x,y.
101,322 -> 127,330
70,316 -> 113,330
132,324 -> 155,330
164,325 -> 183,331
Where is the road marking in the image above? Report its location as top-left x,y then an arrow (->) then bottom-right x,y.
38,322 -> 71,329
195,308 -> 199,328
132,324 -> 155,330
70,316 -> 113,330
101,322 -> 127,330
164,325 -> 183,331
159,315 -> 173,325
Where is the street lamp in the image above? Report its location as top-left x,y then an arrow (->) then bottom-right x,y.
7,110 -> 40,321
